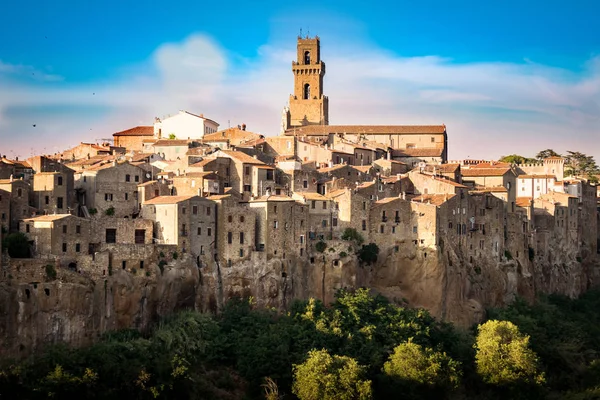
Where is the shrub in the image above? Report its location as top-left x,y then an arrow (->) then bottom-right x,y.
315,241 -> 327,253
159,251 -> 165,258
328,247 -> 335,253
339,251 -> 348,258
105,206 -> 115,216
131,268 -> 137,275
358,243 -> 379,265
504,250 -> 513,260
145,271 -> 151,277
341,228 -> 364,246
45,264 -> 57,280
88,208 -> 97,215
2,232 -> 31,258
158,260 -> 167,275
172,252 -> 178,260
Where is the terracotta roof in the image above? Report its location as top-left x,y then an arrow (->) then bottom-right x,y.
432,176 -> 468,188
461,167 -> 512,177
374,159 -> 406,165
393,148 -> 444,158
318,164 -> 347,173
285,125 -> 446,136
190,158 -> 218,168
113,126 -> 154,137
207,194 -> 231,200
327,189 -> 348,198
422,163 -> 459,173
373,197 -> 404,206
138,180 -> 161,187
66,155 -> 111,167
23,214 -> 72,222
516,197 -> 533,207
219,150 -> 266,165
251,195 -> 295,202
0,179 -> 25,185
275,155 -> 300,162
473,162 -> 511,168
129,153 -> 154,162
357,181 -> 375,189
256,165 -> 275,169
545,156 -> 564,160
362,141 -> 389,151
470,187 -> 508,193
144,195 -> 194,205
352,165 -> 373,173
179,111 -> 219,125
518,174 -> 555,179
153,140 -> 190,147
411,194 -> 455,206
295,192 -> 329,201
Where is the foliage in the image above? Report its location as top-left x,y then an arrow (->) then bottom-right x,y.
564,151 -> 600,183
88,208 -> 97,215
292,349 -> 372,400
382,340 -> 461,396
315,241 -> 327,253
474,320 -> 544,387
357,243 -> 379,265
158,260 -> 166,274
2,232 -> 31,258
339,251 -> 348,258
536,149 -> 561,160
499,154 -> 537,164
504,250 -> 513,260
168,133 -> 177,139
45,264 -> 57,280
104,206 -> 115,216
172,252 -> 178,260
341,228 -> 364,246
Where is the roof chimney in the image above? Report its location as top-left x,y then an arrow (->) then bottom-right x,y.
242,123 -> 246,131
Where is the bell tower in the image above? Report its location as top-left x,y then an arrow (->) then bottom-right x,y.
288,36 -> 329,128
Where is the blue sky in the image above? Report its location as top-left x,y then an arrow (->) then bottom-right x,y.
0,0 -> 598,159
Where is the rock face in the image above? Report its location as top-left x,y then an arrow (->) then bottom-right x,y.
1,240 -> 598,359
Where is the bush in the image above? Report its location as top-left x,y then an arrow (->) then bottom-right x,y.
45,264 -> 57,280
105,206 -> 115,216
315,241 -> 327,253
159,251 -> 165,258
358,243 -> 379,265
158,260 -> 167,275
172,252 -> 178,260
341,228 -> 364,246
145,271 -> 151,277
504,250 -> 513,260
131,268 -> 137,275
2,232 -> 31,258
339,251 -> 348,258
88,208 -> 97,215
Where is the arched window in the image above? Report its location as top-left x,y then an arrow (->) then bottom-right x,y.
304,51 -> 311,64
303,84 -> 310,100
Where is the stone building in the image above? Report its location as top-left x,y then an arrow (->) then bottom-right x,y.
112,126 -> 154,152
0,189 -> 10,233
292,192 -> 338,239
32,172 -> 72,215
213,196 -> 256,267
76,161 -> 148,217
20,214 -> 91,258
0,178 -> 32,232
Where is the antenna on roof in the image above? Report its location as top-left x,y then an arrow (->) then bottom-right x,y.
299,28 -> 303,37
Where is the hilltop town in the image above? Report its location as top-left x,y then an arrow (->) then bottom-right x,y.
1,37 -> 598,356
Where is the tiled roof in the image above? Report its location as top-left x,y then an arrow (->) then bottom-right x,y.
144,195 -> 194,205
113,126 -> 154,137
352,165 -> 373,173
23,214 -> 72,222
461,167 -> 512,177
179,111 -> 219,125
432,176 -> 468,188
219,150 -> 266,165
518,174 -> 555,179
422,163 -> 459,173
411,194 -> 455,206
318,164 -> 347,173
473,162 -> 511,168
393,148 -> 444,158
285,125 -> 446,136
190,158 -> 217,168
251,195 -> 295,202
470,187 -> 508,193
373,197 -> 403,206
327,189 -> 348,198
516,197 -> 533,207
296,192 -> 328,201
153,140 -> 190,147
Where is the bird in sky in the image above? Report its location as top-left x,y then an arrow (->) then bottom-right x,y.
32,124 -> 36,127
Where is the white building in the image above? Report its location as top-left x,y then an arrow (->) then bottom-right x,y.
154,111 -> 219,140
517,174 -> 556,199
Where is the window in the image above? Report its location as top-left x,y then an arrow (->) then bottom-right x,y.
17,188 -> 22,197
105,193 -> 113,201
57,197 -> 63,209
135,229 -> 145,244
154,189 -> 159,197
243,185 -> 251,192
26,224 -> 30,233
303,180 -> 308,189
266,170 -> 274,180
303,83 -> 311,100
83,176 -> 87,182
274,206 -> 278,213
363,202 -> 366,210
207,206 -> 211,216
240,215 -> 245,223
75,243 -> 81,253
106,229 -> 117,243
62,225 -> 67,234
413,226 -> 417,234
140,261 -> 144,269
300,219 -> 304,227
182,207 -> 186,215
207,228 -> 212,236
362,220 -> 367,231
240,232 -> 244,244
333,218 -> 338,227
193,205 -> 198,215
245,166 -> 250,176
122,261 -> 126,270
125,193 -> 129,201
322,220 -> 327,227
380,225 -> 384,233
134,175 -> 139,182
227,232 -> 232,244
239,249 -> 244,257
45,196 -> 49,205
431,137 -> 435,143
62,243 -> 67,252
226,167 -> 230,176
311,201 -> 316,209
304,50 -> 310,64
125,174 -> 131,182
228,215 -> 233,223
197,227 -> 201,235
322,201 -> 327,209
274,220 -> 278,229
392,226 -> 396,233
300,235 -> 305,244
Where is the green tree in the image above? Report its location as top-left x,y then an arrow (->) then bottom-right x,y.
341,228 -> 364,246
536,149 -> 561,160
357,243 -> 379,265
2,232 -> 31,258
564,151 -> 600,183
475,320 -> 544,386
382,340 -> 461,393
168,133 -> 177,139
499,154 -> 537,164
292,349 -> 372,400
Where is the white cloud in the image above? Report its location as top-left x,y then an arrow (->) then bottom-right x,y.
0,33 -> 599,161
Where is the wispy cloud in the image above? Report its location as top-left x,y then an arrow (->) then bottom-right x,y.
0,60 -> 63,82
0,32 -> 599,161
